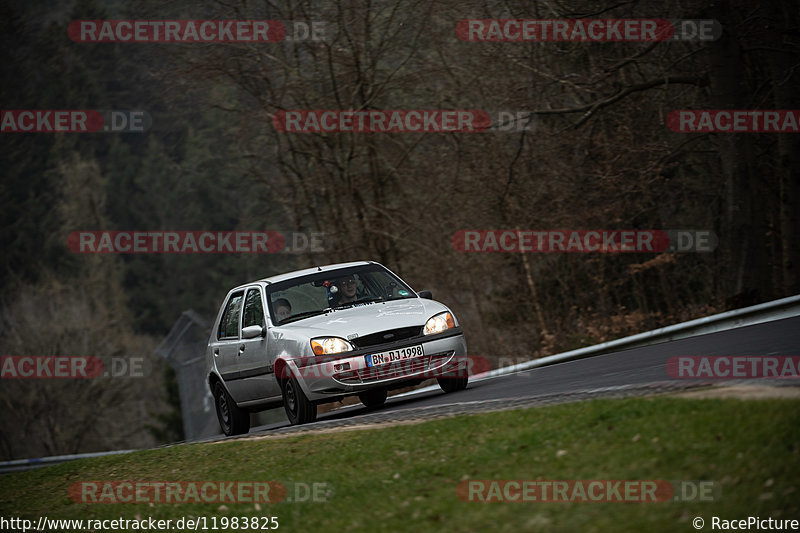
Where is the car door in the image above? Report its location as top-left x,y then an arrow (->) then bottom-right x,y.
229,285 -> 281,403
212,290 -> 245,400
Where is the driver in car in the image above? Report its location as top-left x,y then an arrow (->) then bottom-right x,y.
334,276 -> 358,305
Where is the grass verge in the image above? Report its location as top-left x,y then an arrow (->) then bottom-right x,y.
1,396 -> 798,532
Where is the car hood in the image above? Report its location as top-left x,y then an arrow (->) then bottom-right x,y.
279,298 -> 451,338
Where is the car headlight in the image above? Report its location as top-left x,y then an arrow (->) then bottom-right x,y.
310,337 -> 353,355
423,312 -> 456,335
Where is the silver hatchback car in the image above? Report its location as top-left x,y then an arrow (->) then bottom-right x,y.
206,261 -> 469,435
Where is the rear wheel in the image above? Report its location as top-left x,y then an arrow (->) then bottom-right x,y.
358,388 -> 388,408
282,376 -> 317,425
214,382 -> 250,436
438,374 -> 468,393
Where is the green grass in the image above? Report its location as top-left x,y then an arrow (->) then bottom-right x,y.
1,397 -> 798,532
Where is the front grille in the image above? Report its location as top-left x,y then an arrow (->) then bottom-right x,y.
350,326 -> 422,349
333,352 -> 453,384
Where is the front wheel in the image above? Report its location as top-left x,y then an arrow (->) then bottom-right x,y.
438,374 -> 468,393
214,382 -> 250,436
282,376 -> 317,425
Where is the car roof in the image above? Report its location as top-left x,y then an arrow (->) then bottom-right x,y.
232,260 -> 377,291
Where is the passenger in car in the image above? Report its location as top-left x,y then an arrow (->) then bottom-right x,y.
274,298 -> 292,322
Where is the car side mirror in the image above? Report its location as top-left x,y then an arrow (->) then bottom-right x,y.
242,325 -> 267,339
418,290 -> 433,300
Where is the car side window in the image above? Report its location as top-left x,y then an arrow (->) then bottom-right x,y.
242,288 -> 264,329
218,291 -> 244,339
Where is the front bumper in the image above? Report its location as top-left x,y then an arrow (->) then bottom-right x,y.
291,330 -> 468,400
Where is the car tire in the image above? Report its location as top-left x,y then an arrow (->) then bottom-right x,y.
438,374 -> 468,393
358,388 -> 388,408
282,375 -> 317,425
214,381 -> 250,436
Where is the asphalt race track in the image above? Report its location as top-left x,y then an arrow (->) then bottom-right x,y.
222,316 -> 800,439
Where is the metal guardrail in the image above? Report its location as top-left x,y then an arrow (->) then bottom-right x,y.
477,293 -> 800,379
3,294 -> 799,474
0,449 -> 135,474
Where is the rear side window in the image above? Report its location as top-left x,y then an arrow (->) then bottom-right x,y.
218,291 -> 244,339
242,288 -> 264,328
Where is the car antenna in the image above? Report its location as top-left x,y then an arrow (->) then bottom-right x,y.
317,266 -> 322,271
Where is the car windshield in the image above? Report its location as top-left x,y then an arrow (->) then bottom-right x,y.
266,265 -> 416,325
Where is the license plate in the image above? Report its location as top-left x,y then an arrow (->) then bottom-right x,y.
366,345 -> 424,367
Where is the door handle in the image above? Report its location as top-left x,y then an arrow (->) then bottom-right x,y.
239,344 -> 245,354
213,348 -> 220,356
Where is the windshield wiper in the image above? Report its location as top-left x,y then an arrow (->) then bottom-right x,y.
280,308 -> 332,324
